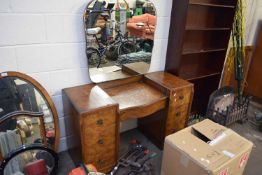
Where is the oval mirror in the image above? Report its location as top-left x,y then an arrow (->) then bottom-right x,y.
84,0 -> 156,83
0,72 -> 60,153
0,145 -> 58,175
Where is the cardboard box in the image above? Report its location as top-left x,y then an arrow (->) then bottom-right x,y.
161,119 -> 253,175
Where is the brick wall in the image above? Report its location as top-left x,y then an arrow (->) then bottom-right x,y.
0,0 -> 172,152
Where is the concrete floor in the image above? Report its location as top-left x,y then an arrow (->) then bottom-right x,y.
230,122 -> 262,175
56,101 -> 262,175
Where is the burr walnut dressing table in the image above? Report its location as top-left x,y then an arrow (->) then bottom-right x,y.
62,68 -> 194,173
63,0 -> 193,172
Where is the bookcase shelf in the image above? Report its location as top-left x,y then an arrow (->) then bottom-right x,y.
189,0 -> 236,6
186,27 -> 230,31
186,5 -> 235,29
180,71 -> 221,81
165,0 -> 237,115
182,48 -> 227,55
189,2 -> 235,9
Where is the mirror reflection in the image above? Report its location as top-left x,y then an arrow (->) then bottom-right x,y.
84,0 -> 156,83
0,77 -> 56,151
0,115 -> 47,158
3,149 -> 56,175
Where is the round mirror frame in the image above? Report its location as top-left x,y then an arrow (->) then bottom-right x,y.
0,71 -> 60,152
0,144 -> 58,175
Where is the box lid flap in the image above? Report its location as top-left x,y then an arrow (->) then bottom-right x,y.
192,119 -> 227,140
211,129 -> 253,157
166,128 -> 230,170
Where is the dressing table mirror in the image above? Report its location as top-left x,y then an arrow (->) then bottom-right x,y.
63,0 -> 194,173
0,72 -> 60,155
84,0 -> 156,83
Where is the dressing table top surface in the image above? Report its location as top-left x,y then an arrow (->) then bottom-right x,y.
63,84 -> 118,114
103,81 -> 165,111
63,72 -> 192,120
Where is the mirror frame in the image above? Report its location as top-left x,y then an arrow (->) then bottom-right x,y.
0,144 -> 58,175
0,71 -> 60,152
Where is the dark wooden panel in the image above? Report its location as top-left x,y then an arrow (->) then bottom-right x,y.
165,1 -> 236,114
182,30 -> 231,53
186,4 -> 235,28
190,74 -> 221,114
190,0 -> 236,6
179,51 -> 226,80
245,23 -> 262,99
138,109 -> 167,149
165,0 -> 189,75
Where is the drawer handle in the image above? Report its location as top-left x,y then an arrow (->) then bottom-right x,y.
179,95 -> 184,100
98,139 -> 104,145
96,119 -> 104,125
176,112 -> 181,117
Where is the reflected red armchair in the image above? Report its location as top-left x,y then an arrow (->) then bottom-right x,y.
127,13 -> 156,40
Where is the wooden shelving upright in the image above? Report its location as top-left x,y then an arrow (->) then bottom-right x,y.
165,0 -> 237,114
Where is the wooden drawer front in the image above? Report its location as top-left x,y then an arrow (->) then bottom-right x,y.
93,155 -> 116,173
82,124 -> 116,156
83,107 -> 116,127
166,105 -> 189,136
170,87 -> 192,107
81,123 -> 116,165
80,107 -> 117,170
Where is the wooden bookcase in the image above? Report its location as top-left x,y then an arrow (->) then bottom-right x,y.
165,0 -> 237,114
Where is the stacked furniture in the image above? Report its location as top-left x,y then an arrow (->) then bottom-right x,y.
165,0 -> 237,114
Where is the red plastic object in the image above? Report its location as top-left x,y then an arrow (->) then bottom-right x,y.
69,167 -> 86,175
24,159 -> 48,175
130,139 -> 137,145
144,149 -> 149,155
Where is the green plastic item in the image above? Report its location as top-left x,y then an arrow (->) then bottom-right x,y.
126,11 -> 131,19
134,8 -> 143,16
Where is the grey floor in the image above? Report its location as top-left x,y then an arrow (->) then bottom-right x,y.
56,101 -> 262,175
56,129 -> 162,175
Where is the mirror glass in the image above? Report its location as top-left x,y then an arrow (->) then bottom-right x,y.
3,149 -> 56,175
0,77 -> 56,152
84,0 -> 156,83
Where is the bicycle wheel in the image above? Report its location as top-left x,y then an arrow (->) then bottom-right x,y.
105,45 -> 118,61
86,47 -> 100,67
118,41 -> 137,56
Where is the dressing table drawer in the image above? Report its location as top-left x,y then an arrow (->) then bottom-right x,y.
170,87 -> 192,107
166,104 -> 189,135
82,108 -> 117,127
79,106 -> 118,172
165,85 -> 193,136
81,124 -> 116,154
83,143 -> 116,166
82,143 -> 116,172
93,155 -> 116,172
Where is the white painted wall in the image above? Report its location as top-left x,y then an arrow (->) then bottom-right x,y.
0,0 -> 172,152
